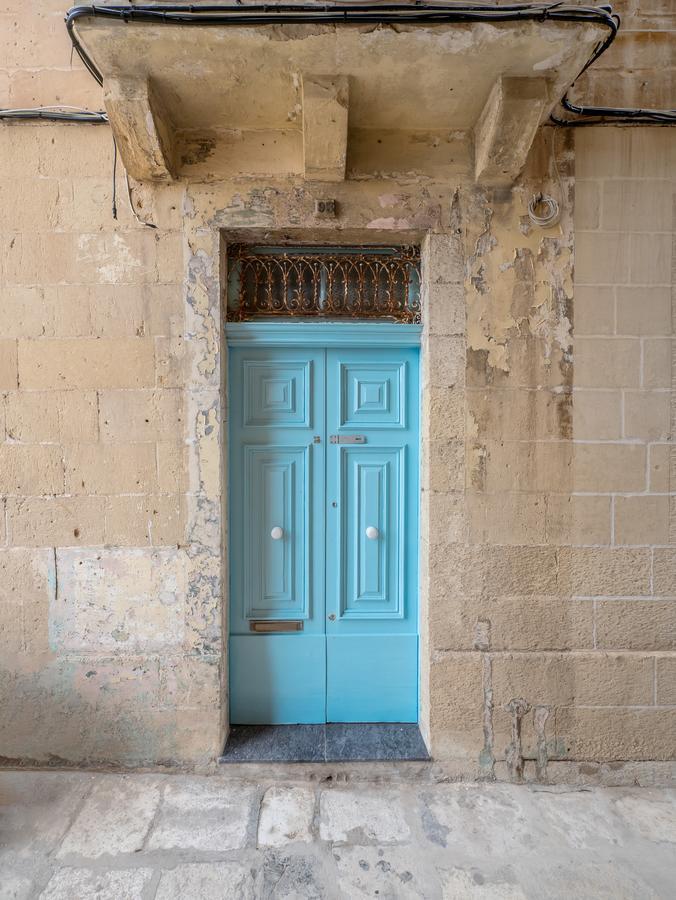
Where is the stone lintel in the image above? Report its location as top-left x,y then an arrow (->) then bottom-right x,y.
302,74 -> 349,183
474,76 -> 550,186
103,77 -> 176,182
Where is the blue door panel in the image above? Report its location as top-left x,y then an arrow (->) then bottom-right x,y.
243,358 -> 311,427
229,346 -> 325,640
228,334 -> 419,725
229,635 -> 325,724
244,445 -> 309,619
326,635 -> 418,722
339,446 -> 404,619
340,361 -> 406,428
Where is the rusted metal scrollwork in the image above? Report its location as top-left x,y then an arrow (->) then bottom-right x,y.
226,245 -> 421,323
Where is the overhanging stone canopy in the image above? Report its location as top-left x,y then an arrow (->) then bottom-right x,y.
68,4 -> 612,184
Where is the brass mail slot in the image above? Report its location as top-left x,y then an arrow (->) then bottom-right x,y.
250,620 -> 304,633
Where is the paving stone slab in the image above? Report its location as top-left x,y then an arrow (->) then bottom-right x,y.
147,778 -> 257,852
255,850 -> 340,899
319,789 -> 411,845
516,862 -> 660,900
57,775 -> 162,859
333,845 -> 440,898
1,773 -> 674,900
441,867 -> 528,899
39,867 -> 154,900
612,790 -> 676,844
0,872 -> 33,900
421,785 -> 538,856
257,785 -> 315,848
0,772 -> 94,857
155,862 -> 254,900
529,788 -> 622,850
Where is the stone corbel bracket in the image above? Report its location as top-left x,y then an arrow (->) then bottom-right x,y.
302,74 -> 349,183
103,77 -> 177,182
474,76 -> 550,186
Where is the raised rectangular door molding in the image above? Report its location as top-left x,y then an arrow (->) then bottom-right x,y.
228,327 -> 419,724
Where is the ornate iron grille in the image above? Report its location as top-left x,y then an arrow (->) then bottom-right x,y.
226,245 -> 421,323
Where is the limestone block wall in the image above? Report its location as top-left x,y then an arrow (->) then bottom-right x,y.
0,1 -> 674,779
0,120 -> 225,765
427,129 -> 675,781
570,128 -> 675,766
569,0 -> 674,113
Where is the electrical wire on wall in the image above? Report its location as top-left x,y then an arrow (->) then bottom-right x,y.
2,4 -> 673,131
551,97 -> 676,127
0,104 -> 157,224
0,105 -> 107,123
65,2 -> 621,90
61,2 -> 674,127
0,1 -> 672,226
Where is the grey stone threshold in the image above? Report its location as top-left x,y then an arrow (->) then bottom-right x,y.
220,723 -> 430,763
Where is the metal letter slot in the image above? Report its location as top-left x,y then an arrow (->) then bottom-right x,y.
330,435 -> 367,444
250,620 -> 304,633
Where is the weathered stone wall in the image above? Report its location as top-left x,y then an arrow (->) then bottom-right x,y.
569,0 -> 674,113
0,1 -> 674,779
429,127 -> 675,783
569,128 -> 675,771
0,121 -> 224,765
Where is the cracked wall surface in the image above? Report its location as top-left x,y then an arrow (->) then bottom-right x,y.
0,0 -> 674,781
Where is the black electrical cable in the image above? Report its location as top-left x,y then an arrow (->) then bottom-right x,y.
550,6 -> 675,127
3,4 -> 671,128
63,2 -> 673,125
552,96 -> 676,126
112,135 -> 118,220
0,106 -> 107,123
65,2 -> 620,90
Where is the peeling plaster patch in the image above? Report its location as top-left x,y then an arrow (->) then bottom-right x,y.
505,699 -> 531,783
189,392 -> 220,499
181,138 -> 216,167
378,193 -> 408,208
464,156 -> 574,382
534,706 -> 551,781
76,234 -> 143,283
367,200 -> 441,231
367,217 -> 413,230
182,192 -> 196,218
211,192 -> 276,229
51,548 -> 188,653
480,653 -> 495,777
183,546 -> 222,655
533,47 -> 570,71
406,24 -> 487,54
186,241 -> 219,381
287,102 -> 302,122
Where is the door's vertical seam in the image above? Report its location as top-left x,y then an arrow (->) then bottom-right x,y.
323,347 -> 329,724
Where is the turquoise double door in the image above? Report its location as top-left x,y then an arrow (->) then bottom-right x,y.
228,328 -> 419,723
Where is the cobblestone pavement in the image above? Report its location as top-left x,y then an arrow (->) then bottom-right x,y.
1,771 -> 674,899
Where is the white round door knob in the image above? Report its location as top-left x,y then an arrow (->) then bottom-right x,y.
270,526 -> 284,540
365,526 -> 379,540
